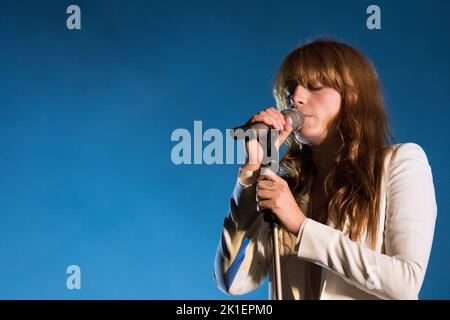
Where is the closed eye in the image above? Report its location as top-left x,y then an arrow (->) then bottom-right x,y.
308,85 -> 324,91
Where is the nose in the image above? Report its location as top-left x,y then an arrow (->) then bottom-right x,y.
291,85 -> 308,109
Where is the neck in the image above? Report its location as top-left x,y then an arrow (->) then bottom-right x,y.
310,136 -> 339,181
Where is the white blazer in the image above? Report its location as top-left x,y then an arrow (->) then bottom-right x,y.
214,143 -> 437,299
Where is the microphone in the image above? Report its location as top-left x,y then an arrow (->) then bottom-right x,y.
229,108 -> 304,140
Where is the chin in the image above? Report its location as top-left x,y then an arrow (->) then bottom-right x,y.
294,128 -> 324,146
293,130 -> 318,145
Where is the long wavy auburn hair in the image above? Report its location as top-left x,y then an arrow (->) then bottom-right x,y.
273,38 -> 394,251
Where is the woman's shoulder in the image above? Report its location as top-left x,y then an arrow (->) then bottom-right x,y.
384,142 -> 432,175
386,142 -> 429,162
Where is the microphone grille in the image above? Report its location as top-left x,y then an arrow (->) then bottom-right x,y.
281,108 -> 304,130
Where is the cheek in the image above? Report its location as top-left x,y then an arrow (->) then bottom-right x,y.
318,94 -> 341,125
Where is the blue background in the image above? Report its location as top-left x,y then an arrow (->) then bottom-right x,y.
0,0 -> 448,299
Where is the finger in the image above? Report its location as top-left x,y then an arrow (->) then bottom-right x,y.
278,117 -> 294,144
258,174 -> 282,183
256,189 -> 274,200
257,111 -> 279,129
282,114 -> 293,132
269,107 -> 286,126
257,180 -> 277,190
266,108 -> 285,130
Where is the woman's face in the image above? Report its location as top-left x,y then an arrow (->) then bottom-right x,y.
290,82 -> 342,146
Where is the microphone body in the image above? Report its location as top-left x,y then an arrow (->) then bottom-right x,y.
230,108 -> 304,140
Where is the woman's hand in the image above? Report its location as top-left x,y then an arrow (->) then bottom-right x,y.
241,107 -> 294,171
256,174 -> 307,235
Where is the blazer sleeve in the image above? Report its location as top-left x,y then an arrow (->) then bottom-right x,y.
295,143 -> 437,299
214,168 -> 271,295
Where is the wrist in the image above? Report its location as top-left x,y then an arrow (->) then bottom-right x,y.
293,209 -> 307,235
